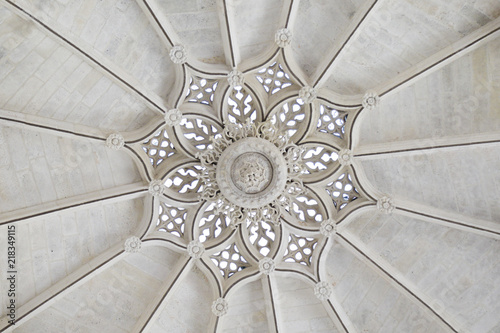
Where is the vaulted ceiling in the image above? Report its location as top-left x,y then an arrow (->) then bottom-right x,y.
0,0 -> 500,332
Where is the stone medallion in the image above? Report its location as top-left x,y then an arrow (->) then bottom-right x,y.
216,137 -> 287,209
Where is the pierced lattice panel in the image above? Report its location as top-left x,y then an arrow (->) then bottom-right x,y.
199,202 -> 230,243
164,165 -> 203,195
255,62 -> 295,95
325,172 -> 360,212
227,86 -> 259,124
142,127 -> 176,167
300,145 -> 339,176
285,192 -> 325,224
186,76 -> 219,105
268,99 -> 306,138
210,243 -> 250,279
317,104 -> 348,139
156,202 -> 187,237
247,221 -> 277,257
283,234 -> 318,266
179,117 -> 222,151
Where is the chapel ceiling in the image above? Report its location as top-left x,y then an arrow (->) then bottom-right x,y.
0,0 -> 500,332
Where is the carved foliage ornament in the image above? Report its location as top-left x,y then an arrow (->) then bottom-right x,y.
147,59 -> 372,287
196,119 -> 306,229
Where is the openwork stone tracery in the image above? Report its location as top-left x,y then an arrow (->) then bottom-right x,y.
137,51 -> 372,298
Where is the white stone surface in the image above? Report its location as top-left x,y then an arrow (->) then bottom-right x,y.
325,239 -> 447,332
12,246 -> 180,332
0,125 -> 141,213
325,0 -> 500,94
219,280 -> 269,332
274,275 -> 339,332
358,36 -> 500,145
361,144 -> 500,222
156,0 -> 226,64
0,0 -> 499,332
151,266 -> 212,333
345,211 -> 500,332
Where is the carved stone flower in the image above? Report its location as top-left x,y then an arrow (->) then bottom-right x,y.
227,70 -> 245,87
148,180 -> 166,196
106,133 -> 124,150
362,91 -> 380,110
338,149 -> 353,166
169,45 -> 187,64
314,281 -> 333,300
258,257 -> 276,275
211,298 -> 228,316
275,28 -> 292,48
187,240 -> 205,259
299,86 -> 317,104
320,219 -> 337,237
124,236 -> 141,253
164,109 -> 183,126
377,196 -> 395,214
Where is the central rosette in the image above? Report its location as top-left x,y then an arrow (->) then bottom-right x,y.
216,137 -> 287,209
232,153 -> 271,193
196,120 -> 306,228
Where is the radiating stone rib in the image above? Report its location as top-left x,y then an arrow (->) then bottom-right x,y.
376,17 -> 500,98
134,0 -> 177,49
323,299 -> 352,333
394,199 -> 500,240
0,242 -> 126,331
0,108 -> 106,142
132,257 -> 194,332
261,275 -> 282,333
312,0 -> 381,88
4,0 -> 168,115
0,183 -> 147,226
217,0 -> 240,68
337,231 -> 462,333
355,132 -> 500,158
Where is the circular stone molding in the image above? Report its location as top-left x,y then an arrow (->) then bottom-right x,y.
124,236 -> 141,253
216,137 -> 287,209
106,133 -> 125,150
259,257 -> 276,275
169,45 -> 187,64
275,28 -> 292,48
212,298 -> 228,316
148,180 -> 166,196
164,109 -> 183,126
187,240 -> 205,259
314,281 -> 333,300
